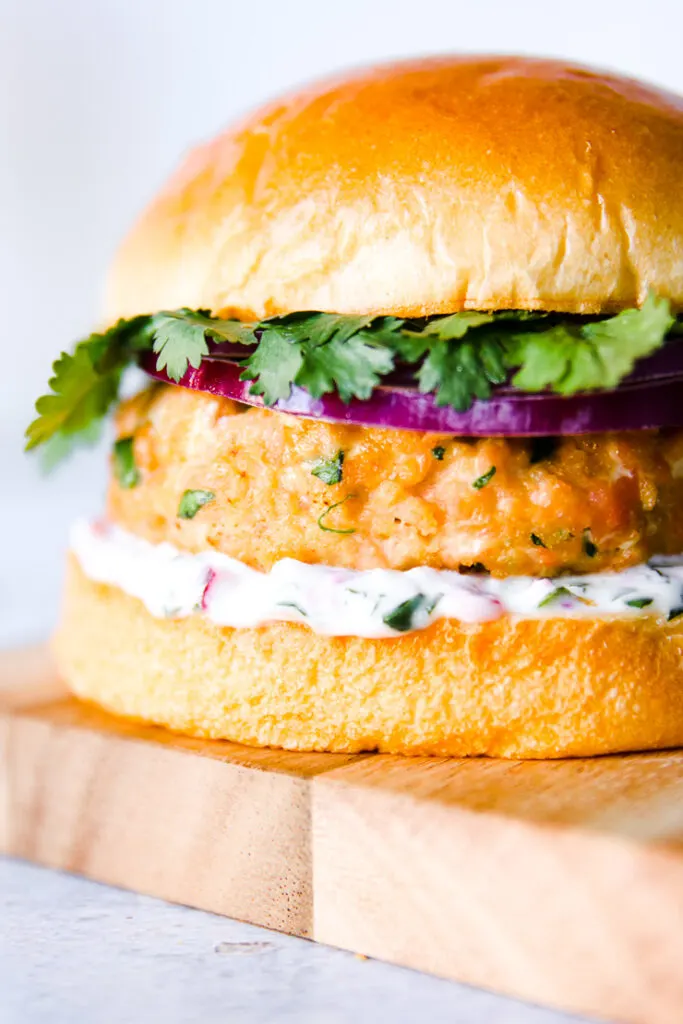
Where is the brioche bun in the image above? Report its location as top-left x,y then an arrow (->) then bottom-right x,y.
57,558 -> 683,758
105,55 -> 683,323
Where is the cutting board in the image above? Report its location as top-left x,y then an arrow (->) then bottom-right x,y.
3,646 -> 683,1024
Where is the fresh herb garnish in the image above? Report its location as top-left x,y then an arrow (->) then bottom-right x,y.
27,293 -> 678,463
504,292 -> 673,394
177,489 -> 216,519
383,593 -> 439,632
311,450 -> 345,485
112,436 -> 139,489
538,585 -> 572,608
431,445 -> 446,460
530,533 -> 546,548
410,327 -> 509,409
241,312 -> 400,405
626,597 -> 653,609
26,315 -> 155,460
472,466 -> 496,489
582,531 -> 598,558
529,437 -> 557,464
668,606 -> 683,621
317,494 -> 357,534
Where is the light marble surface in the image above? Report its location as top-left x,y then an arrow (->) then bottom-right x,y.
1,859 -> 589,1024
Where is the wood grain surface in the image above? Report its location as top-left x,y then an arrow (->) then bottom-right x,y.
2,646 -> 683,1024
0,647 -> 361,936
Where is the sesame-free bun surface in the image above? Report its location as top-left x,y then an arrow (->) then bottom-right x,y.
106,55 -> 683,322
57,558 -> 683,758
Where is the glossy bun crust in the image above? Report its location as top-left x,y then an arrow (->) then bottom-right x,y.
106,55 -> 683,322
57,559 -> 683,758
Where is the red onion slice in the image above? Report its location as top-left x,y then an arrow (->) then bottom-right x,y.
140,353 -> 683,436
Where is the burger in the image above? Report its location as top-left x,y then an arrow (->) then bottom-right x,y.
29,55 -> 683,758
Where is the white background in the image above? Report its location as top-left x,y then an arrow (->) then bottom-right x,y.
2,0 -> 683,646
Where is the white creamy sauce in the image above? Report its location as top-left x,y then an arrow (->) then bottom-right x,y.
71,519 -> 683,639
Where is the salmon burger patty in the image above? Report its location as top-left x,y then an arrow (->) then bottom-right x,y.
110,385 -> 683,578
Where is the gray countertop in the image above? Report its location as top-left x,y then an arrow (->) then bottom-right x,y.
1,858 -> 586,1024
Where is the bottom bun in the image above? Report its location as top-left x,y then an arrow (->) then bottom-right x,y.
55,556 -> 683,758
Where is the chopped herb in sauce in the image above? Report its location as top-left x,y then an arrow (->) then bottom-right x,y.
668,606 -> 683,621
178,489 -> 216,519
317,494 -> 357,534
530,533 -> 546,548
529,437 -> 557,464
311,450 -> 345,485
537,586 -> 572,608
626,597 -> 653,609
582,531 -> 598,558
472,466 -> 496,490
276,601 -> 308,616
113,436 -> 139,489
383,593 -> 439,632
431,445 -> 446,460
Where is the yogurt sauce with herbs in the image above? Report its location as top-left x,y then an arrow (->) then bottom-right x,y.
71,519 -> 683,638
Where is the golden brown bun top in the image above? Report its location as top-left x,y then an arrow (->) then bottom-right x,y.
106,55 -> 683,321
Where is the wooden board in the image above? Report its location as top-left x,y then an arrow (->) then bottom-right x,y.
3,647 -> 683,1024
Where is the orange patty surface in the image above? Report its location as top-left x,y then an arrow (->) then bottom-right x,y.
109,385 -> 683,577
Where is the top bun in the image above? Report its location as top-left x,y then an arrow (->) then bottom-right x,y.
105,55 -> 683,322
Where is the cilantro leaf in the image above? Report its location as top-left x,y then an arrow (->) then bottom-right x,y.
177,488 -> 216,519
506,292 -> 673,394
396,311 -> 494,361
626,596 -> 653,608
112,436 -> 140,488
401,314 -> 509,410
296,331 -> 395,402
538,585 -> 572,608
571,292 -> 674,388
272,311 -> 376,346
201,317 -> 257,347
151,311 -> 210,382
317,494 -> 357,534
25,315 -> 153,456
152,309 -> 260,382
26,345 -> 120,451
241,313 -> 400,404
240,326 -> 304,404
383,593 -> 440,632
472,466 -> 496,489
407,310 -> 497,341
311,450 -> 345,485
582,530 -> 598,557
417,339 -> 506,410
